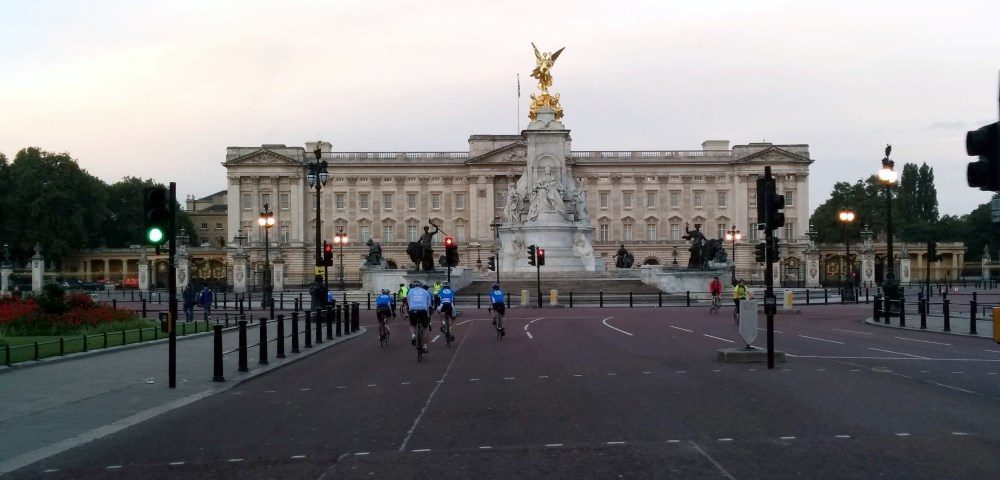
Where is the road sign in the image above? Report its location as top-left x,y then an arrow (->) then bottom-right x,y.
739,300 -> 759,347
314,266 -> 324,276
992,195 -> 1000,223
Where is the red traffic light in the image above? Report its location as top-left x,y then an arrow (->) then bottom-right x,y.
444,236 -> 455,247
324,242 -> 333,254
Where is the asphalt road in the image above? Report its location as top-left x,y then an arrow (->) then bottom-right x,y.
8,304 -> 1000,479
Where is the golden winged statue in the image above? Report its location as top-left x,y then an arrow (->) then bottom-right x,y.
528,42 -> 566,121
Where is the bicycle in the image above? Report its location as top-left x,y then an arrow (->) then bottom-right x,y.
377,308 -> 391,348
415,319 -> 425,362
709,295 -> 722,314
493,310 -> 505,340
442,312 -> 453,347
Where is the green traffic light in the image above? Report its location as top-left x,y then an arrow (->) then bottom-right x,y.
147,227 -> 165,243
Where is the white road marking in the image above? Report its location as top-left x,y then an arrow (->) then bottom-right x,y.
817,369 -> 826,372
667,439 -> 681,443
431,335 -> 440,343
228,458 -> 244,462
355,452 -> 370,456
643,371 -> 651,374
952,432 -> 969,436
523,317 -> 545,330
952,371 -> 964,374
748,368 -> 757,371
868,348 -> 928,359
469,378 -> 479,381
690,441 -> 737,480
539,375 -> 549,379
337,386 -> 347,389
851,369 -> 861,372
401,381 -> 411,385
833,328 -> 873,335
169,461 -> 185,466
479,446 -> 492,449
676,371 -> 687,374
798,335 -> 844,345
601,317 -> 633,336
573,374 -> 583,377
717,438 -> 733,442
895,337 -> 951,346
43,469 -> 59,473
703,334 -> 735,343
713,369 -> 722,372
895,433 -> 911,437
264,390 -> 275,393
398,328 -> 471,452
545,443 -> 563,447
780,436 -> 796,440
367,384 -> 376,387
759,328 -> 784,334
607,441 -> 626,445
984,349 -> 1000,354
106,465 -> 122,470
504,377 -> 515,380
607,373 -> 617,376
412,449 -> 430,453
455,319 -> 474,326
835,435 -> 851,439
291,455 -> 306,459
300,388 -> 311,391
526,331 -> 534,339
989,373 -> 998,375
921,370 -> 931,373
670,325 -> 693,333
925,381 -> 975,394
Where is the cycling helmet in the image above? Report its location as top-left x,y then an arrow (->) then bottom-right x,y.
492,283 -> 500,290
381,289 -> 390,294
442,282 -> 450,288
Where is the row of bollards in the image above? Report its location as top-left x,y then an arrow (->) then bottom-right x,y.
212,302 -> 362,382
875,292 -> 981,336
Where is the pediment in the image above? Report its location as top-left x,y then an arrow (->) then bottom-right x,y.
736,147 -> 811,164
465,142 -> 528,165
224,149 -> 302,167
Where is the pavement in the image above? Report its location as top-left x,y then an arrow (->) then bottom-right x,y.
0,312 -> 365,475
4,303 -> 1000,479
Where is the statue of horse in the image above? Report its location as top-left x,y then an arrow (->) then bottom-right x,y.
703,239 -> 727,265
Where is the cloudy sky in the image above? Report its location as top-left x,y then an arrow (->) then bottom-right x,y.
2,0 -> 998,215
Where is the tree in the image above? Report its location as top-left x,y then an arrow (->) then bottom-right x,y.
917,163 -> 938,221
101,177 -> 197,248
809,176 -> 890,244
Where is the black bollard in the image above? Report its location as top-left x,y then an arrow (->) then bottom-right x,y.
112,299 -> 117,310
629,292 -> 633,308
600,291 -> 604,308
237,321 -> 248,372
239,296 -> 245,315
316,309 -> 324,344
686,291 -> 690,307
336,304 -> 343,337
806,289 -> 810,305
212,325 -> 225,382
899,297 -> 906,327
269,297 -> 275,320
352,302 -> 360,332
276,314 -> 286,359
291,312 -> 300,353
280,293 -> 284,311
919,293 -> 927,330
865,287 -> 870,304
873,294 -> 881,322
943,298 -> 951,332
304,310 -> 313,348
367,292 -> 372,310
258,317 -> 269,365
824,288 -> 828,305
657,291 -> 661,307
477,293 -> 481,309
326,306 -> 334,339
142,299 -> 147,319
970,298 -> 978,335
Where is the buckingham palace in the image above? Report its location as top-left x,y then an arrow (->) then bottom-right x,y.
223,134 -> 813,287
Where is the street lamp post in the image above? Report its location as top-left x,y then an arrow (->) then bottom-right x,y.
333,227 -> 347,291
877,146 -> 900,308
489,218 -> 502,285
838,210 -> 856,301
307,146 -> 330,282
258,204 -> 275,313
724,226 -> 741,285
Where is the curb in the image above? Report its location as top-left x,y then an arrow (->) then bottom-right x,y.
863,318 -> 996,340
0,327 -> 366,475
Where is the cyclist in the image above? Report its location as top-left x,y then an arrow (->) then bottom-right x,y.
488,283 -> 506,336
375,288 -> 394,341
431,280 -> 443,310
437,281 -> 456,342
407,281 -> 432,353
733,279 -> 748,320
709,276 -> 723,313
396,283 -> 409,316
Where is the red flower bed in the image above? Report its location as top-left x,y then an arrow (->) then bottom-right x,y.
0,298 -> 37,324
1,294 -> 138,335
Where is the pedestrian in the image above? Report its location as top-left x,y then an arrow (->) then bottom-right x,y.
199,285 -> 213,321
182,284 -> 196,322
733,279 -> 748,322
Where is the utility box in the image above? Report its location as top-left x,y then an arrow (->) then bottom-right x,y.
783,290 -> 794,310
550,289 -> 558,306
521,289 -> 530,306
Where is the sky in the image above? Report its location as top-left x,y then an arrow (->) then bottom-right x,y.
2,0 -> 999,216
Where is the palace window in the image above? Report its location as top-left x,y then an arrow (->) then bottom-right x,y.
261,193 -> 271,208
431,193 -> 441,210
646,223 -> 656,241
670,223 -> 680,241
693,191 -> 704,208
335,193 -> 345,209
599,224 -> 610,242
280,225 -> 290,244
646,192 -> 656,208
623,223 -> 633,241
455,192 -> 465,210
408,225 -> 418,242
456,225 -> 466,242
407,193 -> 417,209
599,192 -> 609,209
717,223 -> 726,239
215,223 -> 223,231
383,193 -> 393,210
201,223 -> 208,230
717,191 -> 727,208
360,225 -> 371,243
359,193 -> 370,210
383,224 -> 394,242
623,191 -> 633,209
279,192 -> 290,210
242,193 -> 252,210
785,223 -> 795,241
670,191 -> 680,208
749,219 -> 758,240
784,190 -> 794,207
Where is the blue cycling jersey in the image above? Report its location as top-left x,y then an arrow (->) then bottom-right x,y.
439,288 -> 455,304
407,287 -> 431,310
375,294 -> 393,307
490,290 -> 505,304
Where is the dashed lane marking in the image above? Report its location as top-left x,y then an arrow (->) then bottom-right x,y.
291,455 -> 306,459
601,317 -> 633,336
337,386 -> 347,389
718,438 -> 733,442
367,384 -> 376,387
676,370 -> 687,374
669,325 -> 693,333
952,371 -> 964,374
895,337 -> 951,346
606,441 -> 626,445
264,390 -> 275,393
355,452 -> 370,456
895,433 -> 911,437
868,347 -> 929,359
431,335 -> 441,343
412,449 -> 431,453
667,440 -> 681,443
545,444 -> 563,447
835,435 -> 851,439
539,375 -> 549,379
798,335 -> 844,345
300,388 -> 311,391
607,373 -> 616,376
573,374 -> 584,377
780,437 -> 796,440
169,461 -> 185,466
401,381 -> 411,385
953,432 -> 970,436
479,446 -> 492,449
106,466 -> 122,470
469,378 -> 480,381
43,469 -> 58,473
643,371 -> 651,374
833,328 -> 873,335
504,377 -> 515,380
702,334 -> 735,343
228,459 -> 244,462
925,381 -> 975,394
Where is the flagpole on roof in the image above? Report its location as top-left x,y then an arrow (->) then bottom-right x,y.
516,73 -> 521,133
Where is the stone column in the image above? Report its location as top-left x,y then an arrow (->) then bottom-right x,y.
1,266 -> 11,295
177,252 -> 190,290
805,251 -> 821,288
138,249 -> 151,292
982,246 -> 991,282
102,259 -> 110,282
121,258 -> 129,281
272,249 -> 285,292
232,252 -> 249,293
31,244 -> 45,293
899,244 -> 911,284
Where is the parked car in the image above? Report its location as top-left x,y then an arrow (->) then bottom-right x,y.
122,277 -> 139,289
61,279 -> 100,291
96,279 -> 122,290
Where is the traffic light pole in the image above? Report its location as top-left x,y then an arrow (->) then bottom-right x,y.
762,167 -> 777,370
536,261 -> 542,309
168,182 -> 178,389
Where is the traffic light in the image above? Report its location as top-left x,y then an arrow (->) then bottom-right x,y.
143,186 -> 169,248
537,247 -> 545,266
966,122 -> 1000,191
487,256 -> 496,271
444,236 -> 459,267
527,244 -> 537,266
754,242 -> 766,263
323,241 -> 333,266
927,241 -> 938,262
766,188 -> 785,231
756,177 -> 767,230
766,236 -> 781,262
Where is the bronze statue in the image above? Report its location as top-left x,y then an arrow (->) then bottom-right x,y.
614,244 -> 634,269
683,223 -> 707,269
364,238 -> 383,268
406,223 -> 440,271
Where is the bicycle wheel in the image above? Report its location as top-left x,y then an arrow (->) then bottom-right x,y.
379,318 -> 388,348
445,316 -> 452,347
416,325 -> 424,362
496,314 -> 503,340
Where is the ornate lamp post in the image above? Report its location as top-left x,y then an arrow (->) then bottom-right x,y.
258,204 -> 275,308
877,146 -> 900,306
490,217 -> 502,285
333,227 -> 348,290
837,210 -> 856,301
724,226 -> 741,284
307,146 -> 330,275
